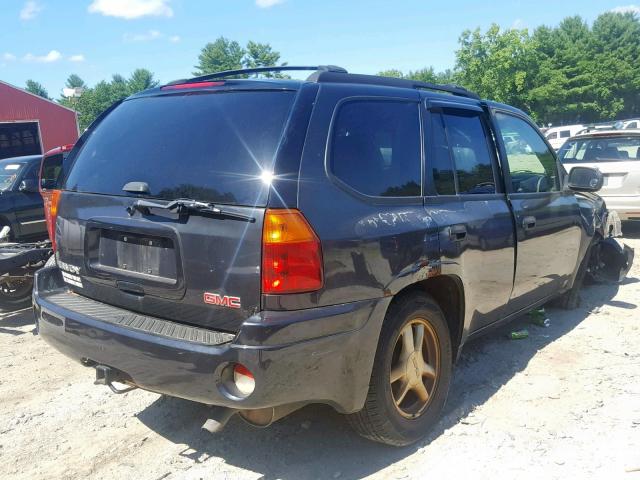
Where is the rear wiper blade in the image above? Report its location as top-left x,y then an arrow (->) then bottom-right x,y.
127,198 -> 256,223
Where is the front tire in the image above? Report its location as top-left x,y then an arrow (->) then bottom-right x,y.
346,292 -> 453,446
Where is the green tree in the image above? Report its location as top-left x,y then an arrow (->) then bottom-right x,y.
193,37 -> 245,76
25,80 -> 50,100
244,41 -> 286,76
455,24 -> 536,112
127,68 -> 159,93
64,69 -> 159,130
377,69 -> 405,78
65,74 -> 86,89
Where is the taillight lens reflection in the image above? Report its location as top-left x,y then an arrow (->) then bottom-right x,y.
43,190 -> 61,251
262,209 -> 323,294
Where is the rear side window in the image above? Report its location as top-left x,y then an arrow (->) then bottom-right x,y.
560,130 -> 571,138
330,100 -> 421,197
64,91 -> 295,206
441,110 -> 496,194
430,113 -> 456,195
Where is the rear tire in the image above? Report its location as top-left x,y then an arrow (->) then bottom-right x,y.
346,292 -> 453,446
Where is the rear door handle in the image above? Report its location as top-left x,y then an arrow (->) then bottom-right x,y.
522,216 -> 537,230
449,224 -> 467,241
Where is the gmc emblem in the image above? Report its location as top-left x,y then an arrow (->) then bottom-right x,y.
203,292 -> 241,309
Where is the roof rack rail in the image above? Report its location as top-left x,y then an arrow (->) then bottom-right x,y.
167,65 -> 348,85
308,70 -> 480,99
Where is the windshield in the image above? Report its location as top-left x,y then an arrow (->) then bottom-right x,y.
0,159 -> 25,192
64,90 -> 296,206
559,136 -> 640,163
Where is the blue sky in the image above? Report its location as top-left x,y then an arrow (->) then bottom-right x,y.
1,0 -> 638,98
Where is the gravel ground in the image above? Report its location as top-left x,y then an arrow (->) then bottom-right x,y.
1,227 -> 639,480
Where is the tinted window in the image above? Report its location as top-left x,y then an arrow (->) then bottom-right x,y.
560,130 -> 571,138
331,100 -> 421,197
558,136 -> 640,162
41,153 -> 65,190
547,132 -> 557,140
495,112 -> 560,193
0,159 -> 25,191
64,91 -> 295,206
430,113 -> 456,195
442,110 -> 496,194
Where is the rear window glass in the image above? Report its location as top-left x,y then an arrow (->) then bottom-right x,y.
64,91 -> 295,206
558,136 -> 640,162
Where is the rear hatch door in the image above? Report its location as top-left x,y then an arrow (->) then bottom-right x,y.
57,87 -> 298,332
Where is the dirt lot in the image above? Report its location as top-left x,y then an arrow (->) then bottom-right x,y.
1,227 -> 639,480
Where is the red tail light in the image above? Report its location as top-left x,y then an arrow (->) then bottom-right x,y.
262,209 -> 323,294
43,190 -> 61,251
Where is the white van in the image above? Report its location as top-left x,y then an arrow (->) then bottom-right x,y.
545,125 -> 585,150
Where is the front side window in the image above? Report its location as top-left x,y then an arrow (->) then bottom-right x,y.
495,112 -> 560,193
331,100 -> 421,197
547,132 -> 557,140
441,110 -> 496,194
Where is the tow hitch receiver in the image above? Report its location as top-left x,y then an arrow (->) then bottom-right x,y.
94,365 -> 138,394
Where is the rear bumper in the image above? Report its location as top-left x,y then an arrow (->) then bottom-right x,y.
34,266 -> 390,413
602,195 -> 640,220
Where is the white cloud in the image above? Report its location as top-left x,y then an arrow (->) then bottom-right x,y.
256,0 -> 285,8
23,50 -> 62,63
69,54 -> 85,62
20,1 -> 43,20
88,0 -> 173,19
2,53 -> 17,61
123,29 -> 162,42
123,30 -> 180,43
611,5 -> 640,14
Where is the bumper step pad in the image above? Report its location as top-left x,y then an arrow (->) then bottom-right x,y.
42,291 -> 235,346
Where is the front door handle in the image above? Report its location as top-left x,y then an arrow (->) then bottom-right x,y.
449,224 -> 467,241
522,216 -> 537,230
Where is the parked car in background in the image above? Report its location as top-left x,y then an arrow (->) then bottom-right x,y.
0,155 -> 47,242
621,119 -> 640,130
559,129 -> 640,221
545,124 -> 585,150
32,66 -> 633,447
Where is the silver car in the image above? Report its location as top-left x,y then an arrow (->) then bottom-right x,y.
559,129 -> 640,221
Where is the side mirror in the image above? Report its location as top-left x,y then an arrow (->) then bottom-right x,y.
19,179 -> 39,193
568,166 -> 603,192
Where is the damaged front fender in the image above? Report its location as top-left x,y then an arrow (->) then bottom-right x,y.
588,236 -> 634,284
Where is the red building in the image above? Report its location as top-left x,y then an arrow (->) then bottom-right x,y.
0,80 -> 79,160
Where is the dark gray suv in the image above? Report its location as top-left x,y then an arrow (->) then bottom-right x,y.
33,66 -> 632,446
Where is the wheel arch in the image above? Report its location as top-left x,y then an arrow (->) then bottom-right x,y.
388,275 -> 465,361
